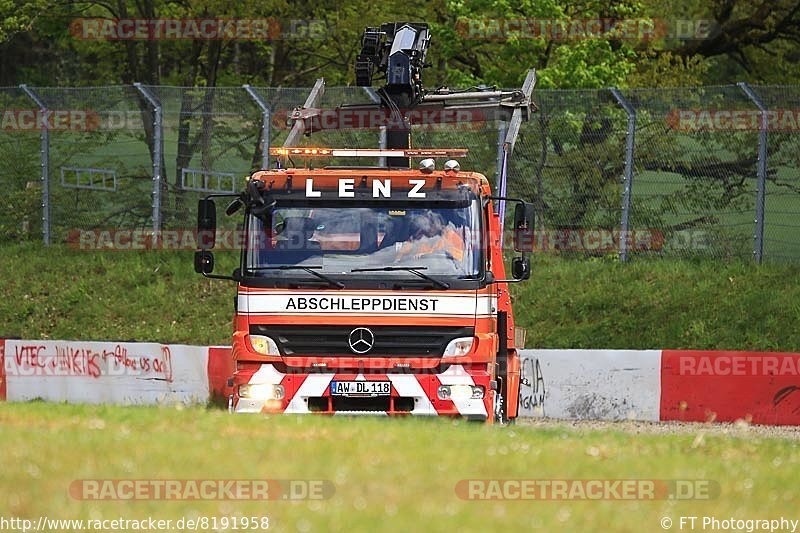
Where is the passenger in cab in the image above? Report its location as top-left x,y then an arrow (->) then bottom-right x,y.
396,209 -> 465,262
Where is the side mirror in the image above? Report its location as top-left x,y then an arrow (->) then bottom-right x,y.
511,256 -> 530,281
194,250 -> 215,274
513,202 -> 535,253
197,199 -> 217,250
225,197 -> 244,216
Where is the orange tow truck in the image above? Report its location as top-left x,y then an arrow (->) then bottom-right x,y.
194,22 -> 537,422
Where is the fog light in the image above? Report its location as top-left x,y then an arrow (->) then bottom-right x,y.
239,383 -> 285,400
437,385 -> 484,401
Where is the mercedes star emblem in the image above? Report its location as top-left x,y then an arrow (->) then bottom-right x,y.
348,327 -> 375,354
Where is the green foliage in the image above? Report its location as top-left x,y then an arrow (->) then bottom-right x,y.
0,0 -> 46,43
3,0 -> 798,88
440,0 -> 646,88
626,52 -> 710,87
537,41 -> 637,89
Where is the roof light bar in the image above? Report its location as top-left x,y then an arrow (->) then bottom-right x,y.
269,147 -> 468,158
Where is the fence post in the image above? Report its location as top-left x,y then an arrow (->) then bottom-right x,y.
363,88 -> 387,166
495,120 -> 507,190
19,84 -> 50,245
243,85 -> 271,169
610,88 -> 636,262
134,83 -> 163,234
738,82 -> 768,263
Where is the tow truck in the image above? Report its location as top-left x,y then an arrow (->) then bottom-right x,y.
195,22 -> 537,423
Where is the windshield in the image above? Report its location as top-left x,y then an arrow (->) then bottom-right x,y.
245,200 -> 481,281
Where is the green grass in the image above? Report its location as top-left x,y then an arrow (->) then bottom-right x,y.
514,255 -> 800,351
2,242 -> 800,350
0,403 -> 797,531
0,243 -> 233,345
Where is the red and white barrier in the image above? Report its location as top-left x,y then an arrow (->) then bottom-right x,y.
2,338 -> 799,426
207,346 -> 235,403
660,350 -> 800,425
520,349 -> 800,425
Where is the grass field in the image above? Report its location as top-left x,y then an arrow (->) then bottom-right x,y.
2,238 -> 800,532
2,242 -> 800,350
0,402 -> 798,532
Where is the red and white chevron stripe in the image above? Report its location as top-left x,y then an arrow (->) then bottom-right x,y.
233,363 -> 490,418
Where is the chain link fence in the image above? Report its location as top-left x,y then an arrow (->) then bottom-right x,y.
622,85 -> 758,260
509,89 -> 629,256
1,83 -> 798,261
0,87 -> 47,240
752,85 -> 800,261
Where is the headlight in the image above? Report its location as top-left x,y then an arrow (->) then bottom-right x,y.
239,383 -> 285,400
442,337 -> 474,357
437,385 -> 484,400
249,335 -> 280,356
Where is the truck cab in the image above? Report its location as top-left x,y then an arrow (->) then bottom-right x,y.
196,154 -> 533,423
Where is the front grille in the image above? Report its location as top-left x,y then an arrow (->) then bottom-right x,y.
250,325 -> 474,357
307,397 -> 415,413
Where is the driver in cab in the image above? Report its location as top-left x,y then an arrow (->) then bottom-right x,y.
396,210 -> 465,263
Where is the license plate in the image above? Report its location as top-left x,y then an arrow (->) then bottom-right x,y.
330,381 -> 391,397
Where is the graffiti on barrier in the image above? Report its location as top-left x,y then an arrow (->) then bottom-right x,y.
7,342 -> 173,382
773,385 -> 800,414
519,357 -> 545,414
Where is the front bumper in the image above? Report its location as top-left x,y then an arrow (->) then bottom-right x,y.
233,363 -> 492,420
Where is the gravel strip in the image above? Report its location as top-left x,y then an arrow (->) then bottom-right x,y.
515,418 -> 800,440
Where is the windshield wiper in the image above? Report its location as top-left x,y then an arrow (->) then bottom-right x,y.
248,265 -> 345,289
350,266 -> 450,290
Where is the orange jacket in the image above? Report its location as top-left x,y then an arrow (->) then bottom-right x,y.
396,227 -> 465,262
